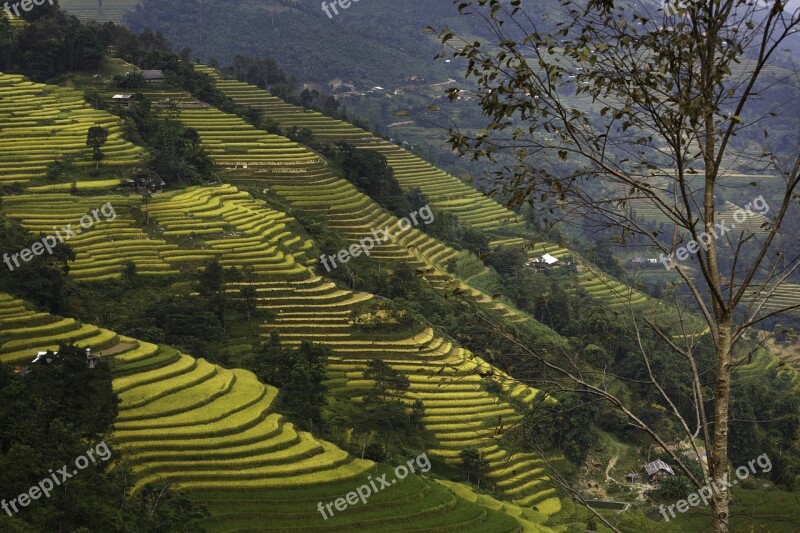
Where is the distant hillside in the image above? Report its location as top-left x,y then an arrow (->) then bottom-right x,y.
58,0 -> 454,86
59,0 -> 551,88
59,0 -> 137,22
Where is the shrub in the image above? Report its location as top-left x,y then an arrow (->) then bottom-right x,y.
658,474 -> 691,500
483,378 -> 503,395
364,442 -> 386,462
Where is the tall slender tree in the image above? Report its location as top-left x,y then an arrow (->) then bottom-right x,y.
433,1 -> 800,531
86,125 -> 109,174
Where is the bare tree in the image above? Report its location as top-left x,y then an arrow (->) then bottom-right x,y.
432,0 -> 800,530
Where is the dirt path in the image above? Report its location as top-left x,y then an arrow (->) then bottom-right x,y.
98,341 -> 137,357
430,78 -> 456,87
605,455 -> 619,483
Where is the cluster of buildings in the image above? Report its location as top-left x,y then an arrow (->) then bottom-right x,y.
526,253 -> 561,270
525,253 -> 578,271
626,451 -> 708,487
629,256 -> 663,268
626,459 -> 676,485
109,70 -> 165,109
14,347 -> 98,374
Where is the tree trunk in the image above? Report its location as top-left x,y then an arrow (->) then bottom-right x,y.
361,433 -> 368,460
710,321 -> 732,532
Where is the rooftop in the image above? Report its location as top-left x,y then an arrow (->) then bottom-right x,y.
645,459 -> 675,477
142,69 -> 165,80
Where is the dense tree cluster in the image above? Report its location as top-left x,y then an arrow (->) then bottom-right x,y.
253,334 -> 330,432
340,358 -> 427,461
516,392 -> 599,466
729,373 -> 800,489
322,142 -> 412,217
115,95 -> 214,186
0,220 -> 74,314
223,55 -> 298,104
0,346 -> 208,532
121,260 -> 267,359
0,2 -> 108,81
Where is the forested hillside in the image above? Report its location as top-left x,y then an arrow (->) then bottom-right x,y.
1,3 -> 799,533
64,0 -> 452,86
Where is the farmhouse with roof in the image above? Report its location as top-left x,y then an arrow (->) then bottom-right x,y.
644,459 -> 675,482
109,93 -> 134,108
142,70 -> 165,83
526,253 -> 561,270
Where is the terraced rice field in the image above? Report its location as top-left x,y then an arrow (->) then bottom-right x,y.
0,64 -> 587,520
485,232 -> 699,334
194,474 -> 535,532
2,293 -> 534,531
1,8 -> 26,28
489,237 -> 571,260
59,0 -> 137,22
182,66 -> 672,329
485,238 -> 667,319
112,343 -> 373,494
573,267 -> 710,338
737,338 -> 800,392
573,269 -> 650,310
130,83 -> 530,323
10,303 -> 556,529
2,10 -> 25,28
2,185 -> 314,282
0,73 -> 142,184
0,294 -> 119,365
176,107 -> 321,170
745,283 -> 800,316
654,138 -> 780,179
603,178 -> 772,234
26,178 -> 124,191
135,68 -> 662,332
327,354 -> 561,512
194,66 -> 525,232
3,176 -> 554,509
2,194 -> 180,281
630,198 -> 771,234
133,186 -> 561,514
147,184 -> 313,273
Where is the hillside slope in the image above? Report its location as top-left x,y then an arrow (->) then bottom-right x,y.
0,73 -> 142,185
3,178 -> 564,515
191,65 -> 706,330
0,292 -> 543,531
62,0 -> 460,86
0,68 -> 574,520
